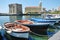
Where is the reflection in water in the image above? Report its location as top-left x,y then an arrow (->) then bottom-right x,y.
0,15 -> 41,26
0,16 -> 10,26
9,16 -> 22,22
23,15 -> 41,20
9,15 -> 41,22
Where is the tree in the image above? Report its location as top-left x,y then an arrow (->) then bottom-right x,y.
50,11 -> 60,14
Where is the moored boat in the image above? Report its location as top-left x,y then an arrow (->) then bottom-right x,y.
45,14 -> 60,23
4,22 -> 30,39
30,18 -> 57,25
45,14 -> 60,20
15,20 -> 50,35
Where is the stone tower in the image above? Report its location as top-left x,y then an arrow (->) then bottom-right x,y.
9,3 -> 22,14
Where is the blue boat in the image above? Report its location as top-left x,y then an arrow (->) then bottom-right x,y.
30,18 -> 57,25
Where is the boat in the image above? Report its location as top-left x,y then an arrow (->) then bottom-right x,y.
15,20 -> 51,35
4,22 -> 30,39
15,20 -> 34,24
45,14 -> 60,20
30,18 -> 57,25
45,14 -> 60,23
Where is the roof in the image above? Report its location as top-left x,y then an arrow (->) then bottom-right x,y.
25,6 -> 39,8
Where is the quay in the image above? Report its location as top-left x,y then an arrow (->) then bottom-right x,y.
0,13 -> 41,16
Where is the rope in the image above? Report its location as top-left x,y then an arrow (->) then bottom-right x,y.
29,31 -> 48,37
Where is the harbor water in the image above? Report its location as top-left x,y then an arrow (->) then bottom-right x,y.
0,16 -> 59,40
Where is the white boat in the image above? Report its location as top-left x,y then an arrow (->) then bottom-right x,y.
5,30 -> 29,38
4,22 -> 30,39
45,14 -> 60,22
45,14 -> 60,24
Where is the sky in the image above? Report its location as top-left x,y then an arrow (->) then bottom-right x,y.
0,0 -> 60,13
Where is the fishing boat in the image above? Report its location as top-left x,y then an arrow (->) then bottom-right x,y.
30,18 -> 57,25
45,14 -> 60,20
45,14 -> 60,23
15,20 -> 50,35
4,22 -> 30,39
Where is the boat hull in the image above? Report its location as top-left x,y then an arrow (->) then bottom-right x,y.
5,31 -> 29,40
30,18 -> 56,24
23,24 -> 50,35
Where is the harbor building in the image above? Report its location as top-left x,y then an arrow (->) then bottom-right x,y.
25,2 -> 46,14
9,3 -> 22,14
25,6 -> 40,14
